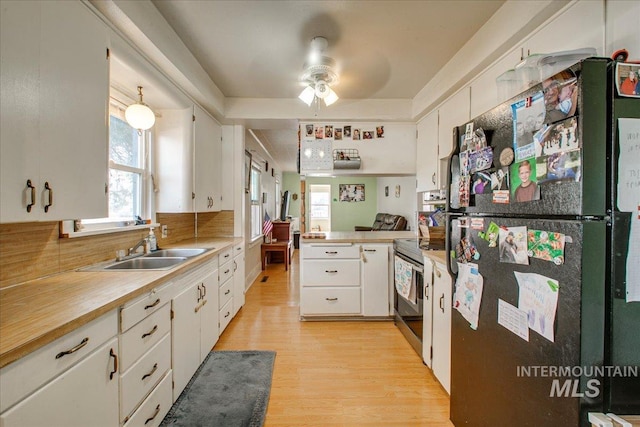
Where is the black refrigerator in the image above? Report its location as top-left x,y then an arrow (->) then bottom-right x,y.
445,58 -> 640,427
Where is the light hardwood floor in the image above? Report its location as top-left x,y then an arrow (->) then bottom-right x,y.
216,249 -> 454,426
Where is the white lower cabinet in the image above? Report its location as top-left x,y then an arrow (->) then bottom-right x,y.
361,244 -> 391,316
232,243 -> 245,316
300,243 -> 361,317
0,338 -> 119,427
431,260 -> 452,394
422,257 -> 435,369
171,261 -> 219,401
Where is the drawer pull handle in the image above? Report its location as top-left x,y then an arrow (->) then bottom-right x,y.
201,284 -> 207,297
55,337 -> 89,359
142,363 -> 158,380
141,325 -> 158,339
325,270 -> 338,273
435,269 -> 441,278
224,269 -> 230,274
197,285 -> 202,303
364,249 -> 376,252
325,251 -> 338,254
225,289 -> 231,295
26,179 -> 36,212
109,348 -> 118,380
224,311 -> 230,318
145,298 -> 160,310
326,297 -> 338,301
145,404 -> 161,425
439,294 -> 445,313
224,254 -> 230,258
43,181 -> 53,213
233,260 -> 237,272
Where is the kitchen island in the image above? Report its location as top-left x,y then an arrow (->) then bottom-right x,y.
299,231 -> 415,319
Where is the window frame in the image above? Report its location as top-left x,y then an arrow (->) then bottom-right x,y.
249,163 -> 262,242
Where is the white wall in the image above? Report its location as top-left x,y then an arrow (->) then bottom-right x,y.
376,176 -> 417,231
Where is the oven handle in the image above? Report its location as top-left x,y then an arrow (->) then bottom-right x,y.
394,251 -> 424,273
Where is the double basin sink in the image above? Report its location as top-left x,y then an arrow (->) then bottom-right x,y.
103,248 -> 211,271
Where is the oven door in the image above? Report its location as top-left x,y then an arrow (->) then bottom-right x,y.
393,252 -> 424,356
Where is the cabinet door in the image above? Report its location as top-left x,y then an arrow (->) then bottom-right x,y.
431,261 -> 452,394
422,258 -> 434,368
199,270 -> 219,361
39,1 -> 109,220
171,282 -> 201,401
0,1 -> 41,222
194,105 -> 221,212
155,108 -> 194,212
361,244 -> 390,316
438,88 -> 470,191
416,110 -> 439,192
0,338 -> 119,427
233,250 -> 246,315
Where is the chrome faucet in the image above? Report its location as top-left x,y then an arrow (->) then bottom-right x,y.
128,237 -> 148,256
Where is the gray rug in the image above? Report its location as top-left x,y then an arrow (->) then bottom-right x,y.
160,350 -> 276,427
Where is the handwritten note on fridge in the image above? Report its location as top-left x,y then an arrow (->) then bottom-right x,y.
617,118 -> 640,302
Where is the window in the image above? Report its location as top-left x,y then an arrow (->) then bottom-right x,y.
309,184 -> 331,231
250,164 -> 262,240
81,101 -> 151,229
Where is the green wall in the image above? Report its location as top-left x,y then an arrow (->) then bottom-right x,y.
305,176 -> 378,231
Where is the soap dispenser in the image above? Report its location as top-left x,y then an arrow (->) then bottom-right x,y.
148,227 -> 158,252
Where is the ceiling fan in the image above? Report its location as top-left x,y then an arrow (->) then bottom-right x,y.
298,36 -> 339,107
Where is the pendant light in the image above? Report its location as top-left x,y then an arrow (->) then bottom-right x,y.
125,86 -> 155,131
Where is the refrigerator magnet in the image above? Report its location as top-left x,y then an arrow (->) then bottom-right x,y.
499,147 -> 514,166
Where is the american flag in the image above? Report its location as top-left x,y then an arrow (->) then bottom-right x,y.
263,212 -> 273,236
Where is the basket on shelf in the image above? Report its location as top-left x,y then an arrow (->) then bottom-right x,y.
332,149 -> 361,169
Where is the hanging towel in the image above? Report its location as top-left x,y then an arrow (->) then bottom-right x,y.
394,255 -> 416,304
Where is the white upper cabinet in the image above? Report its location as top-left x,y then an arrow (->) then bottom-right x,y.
155,105 -> 222,213
1,1 -> 109,222
438,87 -> 470,164
193,105 -> 222,212
155,107 -> 194,213
416,110 -> 439,192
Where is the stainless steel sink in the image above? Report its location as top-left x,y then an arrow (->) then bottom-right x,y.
103,257 -> 187,270
144,248 -> 210,258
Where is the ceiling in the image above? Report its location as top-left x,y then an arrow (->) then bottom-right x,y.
146,0 -> 506,172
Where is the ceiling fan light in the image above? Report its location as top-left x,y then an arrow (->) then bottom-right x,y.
314,80 -> 329,99
125,86 -> 155,131
298,86 -> 315,106
324,87 -> 339,106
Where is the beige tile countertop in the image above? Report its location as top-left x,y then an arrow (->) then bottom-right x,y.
0,237 -> 242,369
301,231 -> 416,243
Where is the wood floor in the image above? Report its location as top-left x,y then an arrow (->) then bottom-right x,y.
216,249 -> 454,426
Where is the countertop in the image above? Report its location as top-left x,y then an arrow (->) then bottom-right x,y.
423,250 -> 448,266
301,231 -> 416,243
0,237 -> 242,369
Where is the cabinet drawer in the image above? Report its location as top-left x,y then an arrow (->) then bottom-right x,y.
300,287 -> 361,315
218,299 -> 233,333
120,281 -> 174,332
301,259 -> 360,286
302,244 -> 359,259
0,310 -> 117,413
120,334 -> 171,421
218,247 -> 233,265
233,243 -> 244,256
119,303 -> 171,372
218,278 -> 233,309
123,370 -> 172,427
219,259 -> 233,285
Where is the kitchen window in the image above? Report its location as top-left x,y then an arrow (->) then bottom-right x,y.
76,101 -> 152,233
